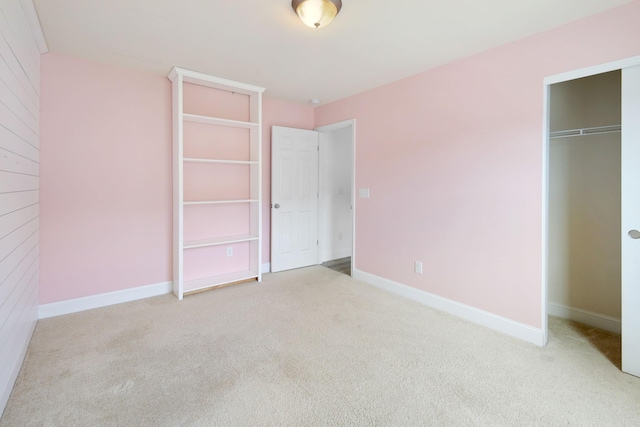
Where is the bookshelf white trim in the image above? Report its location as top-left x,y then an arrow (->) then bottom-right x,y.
183,199 -> 259,205
168,67 -> 265,299
183,158 -> 259,165
183,113 -> 258,129
184,270 -> 260,295
168,67 -> 265,95
184,234 -> 259,249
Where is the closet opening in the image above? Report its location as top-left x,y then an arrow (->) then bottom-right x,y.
547,70 -> 622,367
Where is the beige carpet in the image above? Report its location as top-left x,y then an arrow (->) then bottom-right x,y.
2,266 -> 639,426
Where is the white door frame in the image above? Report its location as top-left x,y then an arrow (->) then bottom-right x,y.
542,55 -> 640,345
315,119 -> 356,276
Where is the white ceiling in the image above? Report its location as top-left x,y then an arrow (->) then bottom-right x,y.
33,0 -> 633,105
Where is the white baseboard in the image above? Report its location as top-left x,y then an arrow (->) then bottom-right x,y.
261,263 -> 271,274
1,317 -> 36,419
38,281 -> 172,319
353,269 -> 545,346
548,302 -> 621,334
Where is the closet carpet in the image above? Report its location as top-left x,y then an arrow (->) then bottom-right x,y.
2,266 -> 639,426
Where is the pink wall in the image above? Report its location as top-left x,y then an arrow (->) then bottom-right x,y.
40,53 -> 173,304
314,1 -> 640,328
40,2 -> 640,324
40,52 -> 313,303
262,98 -> 315,264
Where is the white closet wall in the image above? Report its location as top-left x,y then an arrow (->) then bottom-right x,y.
0,0 -> 47,416
548,71 -> 621,323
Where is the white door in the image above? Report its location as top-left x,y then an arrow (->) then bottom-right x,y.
622,65 -> 640,377
271,126 -> 319,272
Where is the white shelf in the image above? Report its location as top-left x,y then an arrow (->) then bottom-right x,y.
184,234 -> 258,249
184,270 -> 259,293
184,199 -> 258,206
184,158 -> 258,165
183,113 -> 257,129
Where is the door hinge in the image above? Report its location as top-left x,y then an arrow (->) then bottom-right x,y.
317,240 -> 319,245
317,145 -> 319,151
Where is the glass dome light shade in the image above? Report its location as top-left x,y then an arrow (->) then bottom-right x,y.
292,0 -> 342,29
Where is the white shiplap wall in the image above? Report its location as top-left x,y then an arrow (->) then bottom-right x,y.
0,0 -> 46,416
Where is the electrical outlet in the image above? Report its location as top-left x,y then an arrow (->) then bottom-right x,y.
226,247 -> 233,257
415,261 -> 423,274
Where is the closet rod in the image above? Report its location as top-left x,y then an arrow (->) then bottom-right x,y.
550,124 -> 621,139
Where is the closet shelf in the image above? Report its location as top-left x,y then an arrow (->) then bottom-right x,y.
183,158 -> 258,165
184,234 -> 259,249
183,113 -> 258,129
550,124 -> 621,139
184,270 -> 259,294
183,199 -> 258,205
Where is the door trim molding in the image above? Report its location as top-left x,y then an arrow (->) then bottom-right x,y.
544,55 -> 640,86
316,119 -> 356,276
315,119 -> 356,133
542,55 -> 639,346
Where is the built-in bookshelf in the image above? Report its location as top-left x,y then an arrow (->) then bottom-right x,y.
168,67 -> 265,299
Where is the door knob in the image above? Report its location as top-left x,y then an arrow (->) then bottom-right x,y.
629,230 -> 640,239
274,204 -> 280,209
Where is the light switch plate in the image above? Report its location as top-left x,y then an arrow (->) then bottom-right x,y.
415,261 -> 423,274
359,188 -> 370,198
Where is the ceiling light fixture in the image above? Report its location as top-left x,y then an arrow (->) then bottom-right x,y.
292,0 -> 342,29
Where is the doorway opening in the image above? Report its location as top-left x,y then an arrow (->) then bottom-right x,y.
270,120 -> 356,276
